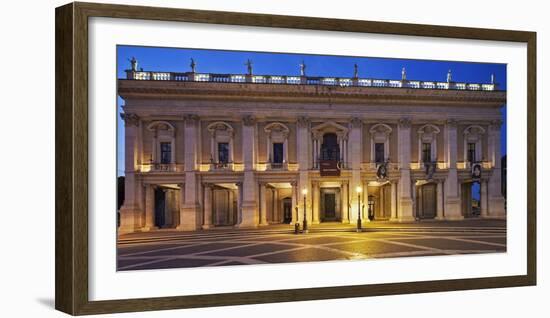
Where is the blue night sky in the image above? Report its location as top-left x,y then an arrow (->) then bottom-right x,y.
117,45 -> 507,190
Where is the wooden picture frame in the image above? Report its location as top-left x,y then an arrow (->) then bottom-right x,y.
55,1 -> 536,315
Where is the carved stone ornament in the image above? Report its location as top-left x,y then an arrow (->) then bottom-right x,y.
242,115 -> 256,126
446,118 -> 458,127
376,162 -> 389,180
491,119 -> 503,130
120,113 -> 139,126
265,122 -> 290,138
296,116 -> 310,128
398,118 -> 411,128
183,114 -> 199,123
350,117 -> 363,128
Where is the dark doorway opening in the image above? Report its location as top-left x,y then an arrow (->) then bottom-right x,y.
417,183 -> 437,219
154,187 -> 166,228
282,197 -> 292,224
462,181 -> 481,217
321,133 -> 340,161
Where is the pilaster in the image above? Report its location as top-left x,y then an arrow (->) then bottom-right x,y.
397,118 -> 415,222
444,119 -> 462,220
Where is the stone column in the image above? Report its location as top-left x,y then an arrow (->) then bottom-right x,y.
436,181 -> 444,220
143,184 -> 157,231
341,181 -> 349,223
397,118 -> 415,221
177,114 -> 201,231
119,113 -> 143,234
259,183 -> 269,225
236,182 -> 243,225
291,181 -> 297,224
266,135 -> 271,163
390,181 -> 398,221
487,120 -> 506,217
312,136 -> 318,169
272,188 -> 279,223
202,183 -> 213,229
363,180 -> 370,223
480,179 -> 489,218
312,181 -> 320,224
238,116 -> 259,228
151,131 -> 158,163
296,117 -> 311,223
444,119 -> 463,220
349,117 -> 363,223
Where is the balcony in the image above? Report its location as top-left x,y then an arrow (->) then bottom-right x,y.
142,163 -> 178,172
209,161 -> 235,171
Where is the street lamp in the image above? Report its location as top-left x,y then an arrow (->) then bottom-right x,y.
356,186 -> 362,232
302,188 -> 308,233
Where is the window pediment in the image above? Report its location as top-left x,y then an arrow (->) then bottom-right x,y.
147,121 -> 175,137
418,124 -> 440,143
207,121 -> 234,138
264,122 -> 290,141
311,121 -> 349,139
463,125 -> 485,142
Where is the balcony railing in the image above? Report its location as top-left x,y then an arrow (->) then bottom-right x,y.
124,70 -> 499,91
209,161 -> 234,171
143,163 -> 178,172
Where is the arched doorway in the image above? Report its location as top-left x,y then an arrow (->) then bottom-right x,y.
320,133 -> 340,161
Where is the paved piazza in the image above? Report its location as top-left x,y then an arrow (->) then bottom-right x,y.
117,220 -> 506,271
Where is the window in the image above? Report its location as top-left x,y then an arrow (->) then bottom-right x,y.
321,133 -> 340,161
467,142 -> 476,163
218,142 -> 229,164
422,143 -> 432,162
375,143 -> 385,163
273,143 -> 284,164
160,142 -> 171,164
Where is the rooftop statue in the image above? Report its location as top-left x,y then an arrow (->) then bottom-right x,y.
190,58 -> 196,73
401,67 -> 407,81
129,57 -> 138,72
300,61 -> 306,76
354,63 -> 359,78
447,69 -> 453,83
245,59 -> 253,75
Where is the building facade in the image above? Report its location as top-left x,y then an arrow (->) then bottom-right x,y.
118,66 -> 506,234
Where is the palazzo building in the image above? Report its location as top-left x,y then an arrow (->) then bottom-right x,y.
118,61 -> 506,234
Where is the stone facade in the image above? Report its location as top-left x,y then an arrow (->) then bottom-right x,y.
117,70 -> 506,234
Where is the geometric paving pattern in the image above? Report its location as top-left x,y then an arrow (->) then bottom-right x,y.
117,220 -> 506,271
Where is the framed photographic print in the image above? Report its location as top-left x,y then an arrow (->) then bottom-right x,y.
55,2 -> 536,315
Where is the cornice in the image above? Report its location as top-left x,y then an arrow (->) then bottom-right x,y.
118,80 -> 506,107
